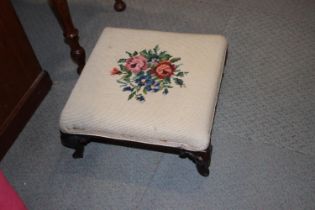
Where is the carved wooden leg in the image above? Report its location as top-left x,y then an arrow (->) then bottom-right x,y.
60,133 -> 90,158
114,0 -> 126,11
195,145 -> 212,176
49,0 -> 86,74
179,144 -> 212,177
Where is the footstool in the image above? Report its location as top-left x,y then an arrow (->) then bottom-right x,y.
60,27 -> 227,176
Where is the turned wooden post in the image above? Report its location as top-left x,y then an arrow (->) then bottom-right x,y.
49,0 -> 126,74
49,0 -> 86,74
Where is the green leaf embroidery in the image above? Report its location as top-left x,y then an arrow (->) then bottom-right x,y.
160,54 -> 172,61
119,64 -> 128,72
118,58 -> 127,63
176,72 -> 184,77
173,78 -> 184,86
126,51 -> 132,57
128,92 -> 136,100
153,45 -> 160,53
140,49 -> 149,57
163,77 -> 171,83
170,57 -> 181,63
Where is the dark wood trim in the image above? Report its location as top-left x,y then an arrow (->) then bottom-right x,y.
0,71 -> 52,160
60,132 -> 212,176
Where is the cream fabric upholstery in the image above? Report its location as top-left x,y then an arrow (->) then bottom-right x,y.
60,27 -> 227,151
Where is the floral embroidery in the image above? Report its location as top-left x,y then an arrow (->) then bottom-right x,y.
111,45 -> 188,102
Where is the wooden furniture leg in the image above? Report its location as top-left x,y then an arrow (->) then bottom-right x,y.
49,0 -> 86,74
60,133 -> 90,158
49,0 -> 126,74
179,145 -> 212,176
114,0 -> 127,11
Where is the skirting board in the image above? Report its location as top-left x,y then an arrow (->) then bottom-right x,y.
0,71 -> 52,160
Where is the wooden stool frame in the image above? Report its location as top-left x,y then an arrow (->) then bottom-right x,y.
60,132 -> 213,176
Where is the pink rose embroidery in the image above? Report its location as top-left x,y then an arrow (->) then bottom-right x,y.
125,55 -> 147,73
